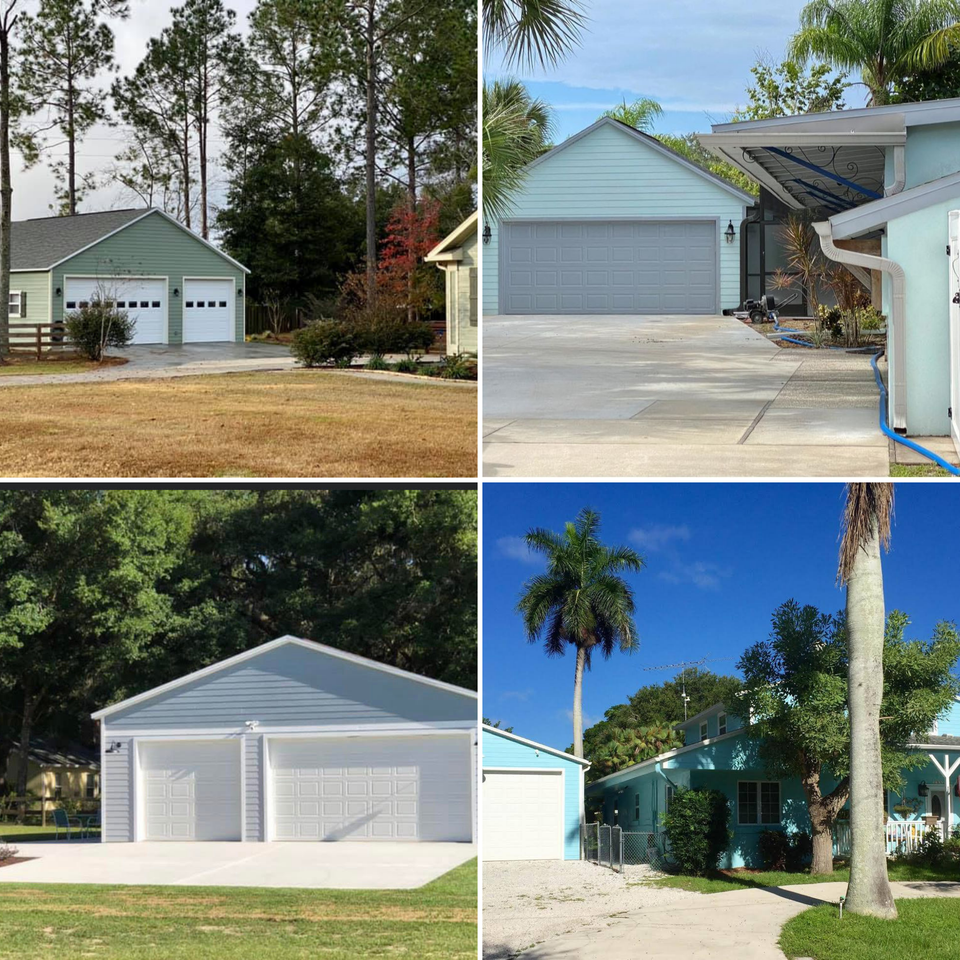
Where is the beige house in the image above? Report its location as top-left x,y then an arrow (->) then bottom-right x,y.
6,739 -> 100,801
425,211 -> 477,356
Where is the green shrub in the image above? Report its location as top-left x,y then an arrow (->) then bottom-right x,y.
366,355 -> 389,370
65,300 -> 134,360
395,358 -> 420,374
758,829 -> 812,871
396,321 -> 436,359
662,787 -> 730,876
436,352 -> 476,380
290,320 -> 358,368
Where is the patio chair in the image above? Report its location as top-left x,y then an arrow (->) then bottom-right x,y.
52,807 -> 83,841
80,810 -> 101,839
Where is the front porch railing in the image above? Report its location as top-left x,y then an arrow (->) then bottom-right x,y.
833,819 -> 944,857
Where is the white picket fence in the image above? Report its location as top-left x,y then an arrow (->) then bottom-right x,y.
833,819 -> 944,857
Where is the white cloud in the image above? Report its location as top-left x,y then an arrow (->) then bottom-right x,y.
500,688 -> 535,702
659,560 -> 731,591
629,524 -> 691,552
497,535 -> 541,565
565,708 -> 600,729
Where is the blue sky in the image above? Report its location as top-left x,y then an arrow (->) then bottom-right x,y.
488,0 -> 860,142
482,483 -> 960,750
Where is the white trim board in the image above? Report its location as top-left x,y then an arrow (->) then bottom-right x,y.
105,721 -> 475,737
482,724 -> 591,766
92,635 -> 477,720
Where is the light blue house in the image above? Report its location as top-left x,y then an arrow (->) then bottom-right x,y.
586,699 -> 960,869
483,117 -> 754,317
481,724 -> 589,861
700,98 -> 960,449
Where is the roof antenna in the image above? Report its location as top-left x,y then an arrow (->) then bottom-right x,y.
642,657 -> 736,721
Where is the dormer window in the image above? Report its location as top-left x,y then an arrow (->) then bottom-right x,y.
718,713 -> 727,735
699,721 -> 708,741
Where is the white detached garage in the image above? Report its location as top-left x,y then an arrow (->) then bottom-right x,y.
92,636 -> 477,844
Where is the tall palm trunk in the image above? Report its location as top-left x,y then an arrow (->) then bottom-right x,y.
840,483 -> 897,920
572,644 -> 586,758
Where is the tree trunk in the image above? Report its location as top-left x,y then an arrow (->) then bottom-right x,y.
809,805 -> 835,875
67,74 -> 76,215
364,0 -> 377,304
846,512 -> 897,919
406,136 -> 416,321
0,17 -> 11,360
572,644 -> 586,758
15,688 -> 38,820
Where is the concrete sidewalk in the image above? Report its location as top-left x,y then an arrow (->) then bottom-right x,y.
0,840 -> 476,890
482,314 -> 893,477
489,879 -> 959,960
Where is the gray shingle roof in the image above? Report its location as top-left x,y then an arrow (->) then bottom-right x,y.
11,737 -> 99,769
11,208 -> 150,271
909,735 -> 960,747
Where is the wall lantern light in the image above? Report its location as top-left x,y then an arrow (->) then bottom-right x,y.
105,741 -> 123,753
237,288 -> 243,297
482,223 -> 492,245
173,288 -> 180,297
725,220 -> 736,244
918,781 -> 929,797
55,287 -> 62,297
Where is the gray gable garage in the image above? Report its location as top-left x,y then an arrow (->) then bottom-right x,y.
92,636 -> 477,843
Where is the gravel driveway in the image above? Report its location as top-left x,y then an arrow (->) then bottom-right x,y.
482,860 -> 694,959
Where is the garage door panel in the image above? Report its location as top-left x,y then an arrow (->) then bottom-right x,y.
65,278 -> 166,344
482,770 -> 564,860
183,279 -> 234,342
502,220 -> 718,315
270,736 -> 470,842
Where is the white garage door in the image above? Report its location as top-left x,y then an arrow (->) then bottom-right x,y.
183,279 -> 235,342
139,740 -> 241,841
482,770 -> 563,860
65,277 -> 167,344
269,735 -> 471,842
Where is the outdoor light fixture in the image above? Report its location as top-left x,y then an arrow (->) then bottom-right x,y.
725,220 -> 736,243
237,288 -> 243,297
55,287 -> 62,297
482,223 -> 492,245
173,288 -> 180,297
918,781 -> 929,797
106,741 -> 123,753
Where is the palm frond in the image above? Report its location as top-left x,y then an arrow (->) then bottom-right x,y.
483,0 -> 588,71
837,482 -> 894,585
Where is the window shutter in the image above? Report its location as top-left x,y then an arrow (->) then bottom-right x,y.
19,291 -> 26,317
469,268 -> 477,327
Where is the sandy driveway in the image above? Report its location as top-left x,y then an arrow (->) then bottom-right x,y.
483,860 -> 960,960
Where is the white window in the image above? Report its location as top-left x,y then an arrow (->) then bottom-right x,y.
85,773 -> 97,799
699,721 -> 708,741
53,771 -> 63,800
8,290 -> 24,317
634,791 -> 640,822
738,781 -> 781,825
718,713 -> 727,735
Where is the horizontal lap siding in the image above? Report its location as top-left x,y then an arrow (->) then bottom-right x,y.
245,735 -> 263,841
102,736 -> 134,842
105,644 -> 476,730
9,271 -> 50,326
482,730 -> 584,859
484,122 -> 745,314
53,212 -> 245,344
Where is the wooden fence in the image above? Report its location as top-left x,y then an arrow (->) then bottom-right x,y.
1,795 -> 100,827
7,322 -> 69,360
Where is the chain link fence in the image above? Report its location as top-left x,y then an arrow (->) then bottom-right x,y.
583,822 -> 670,875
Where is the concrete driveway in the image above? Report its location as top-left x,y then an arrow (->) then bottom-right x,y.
483,314 -> 890,478
0,840 -> 476,890
483,860 -> 960,960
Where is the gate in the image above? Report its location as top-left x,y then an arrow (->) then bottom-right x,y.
582,822 -> 623,872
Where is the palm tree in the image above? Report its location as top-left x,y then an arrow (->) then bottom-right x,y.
601,96 -> 663,132
517,508 -> 644,758
838,483 -> 897,920
791,0 -> 960,105
592,722 -> 683,777
482,79 -> 554,220
482,0 -> 587,71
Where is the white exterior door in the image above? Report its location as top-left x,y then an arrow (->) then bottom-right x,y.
183,280 -> 235,342
949,211 -> 960,460
64,277 -> 167,345
482,770 -> 564,861
269,735 -> 471,842
139,740 -> 241,841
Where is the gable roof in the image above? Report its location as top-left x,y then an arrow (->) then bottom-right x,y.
482,723 -> 591,766
425,211 -> 478,262
676,702 -> 731,729
12,737 -> 99,769
12,207 -> 250,274
92,635 -> 476,721
525,116 -> 755,203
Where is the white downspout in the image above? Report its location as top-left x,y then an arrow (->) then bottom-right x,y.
886,146 -> 906,196
814,221 -> 908,431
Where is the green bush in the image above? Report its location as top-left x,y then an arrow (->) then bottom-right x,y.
394,358 -> 420,374
65,300 -> 134,360
436,352 -> 476,380
366,355 -> 389,371
396,321 -> 436,359
758,829 -> 812,871
662,787 -> 730,876
290,320 -> 359,368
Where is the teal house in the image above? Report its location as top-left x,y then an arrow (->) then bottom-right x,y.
481,724 -> 590,861
699,98 -> 960,454
10,207 -> 249,345
586,698 -> 960,869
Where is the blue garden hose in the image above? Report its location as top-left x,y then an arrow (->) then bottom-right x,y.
870,352 -> 960,477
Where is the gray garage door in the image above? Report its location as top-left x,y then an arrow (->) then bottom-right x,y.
501,220 -> 718,315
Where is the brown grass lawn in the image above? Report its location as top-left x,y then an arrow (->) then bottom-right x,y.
0,355 -> 127,376
0,371 -> 477,477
